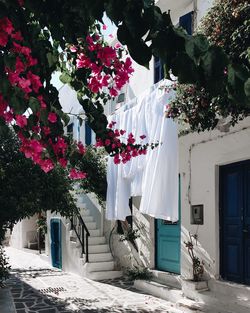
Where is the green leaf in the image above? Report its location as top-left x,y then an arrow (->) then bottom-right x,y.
61,113 -> 70,126
171,52 -> 199,83
244,78 -> 250,99
40,109 -> 48,124
29,97 -> 40,113
46,52 -> 58,68
59,73 -> 72,84
185,35 -> 209,64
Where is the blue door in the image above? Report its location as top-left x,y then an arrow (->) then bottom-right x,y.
220,160 -> 250,285
156,178 -> 181,274
50,219 -> 62,269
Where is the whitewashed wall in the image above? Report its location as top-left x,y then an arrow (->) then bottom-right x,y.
10,214 -> 38,249
180,117 -> 250,279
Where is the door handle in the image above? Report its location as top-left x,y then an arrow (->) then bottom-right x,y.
243,229 -> 248,233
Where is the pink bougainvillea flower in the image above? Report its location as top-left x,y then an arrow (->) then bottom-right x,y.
58,158 -> 67,168
115,43 -> 121,49
109,88 -> 118,97
70,45 -> 78,52
69,168 -> 87,179
11,31 -> 23,42
40,159 -> 54,173
0,17 -> 14,35
27,71 -> 42,93
0,31 -> 8,47
42,126 -> 51,136
18,77 -> 32,94
48,112 -> 57,123
15,115 -> 27,128
15,57 -> 25,73
77,142 -> 86,155
4,111 -> 14,123
102,24 -> 107,30
38,95 -> 47,109
114,154 -> 121,165
140,134 -> 146,140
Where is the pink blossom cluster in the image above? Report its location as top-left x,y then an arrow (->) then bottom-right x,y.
0,17 -> 86,179
69,34 -> 134,98
96,121 -> 148,165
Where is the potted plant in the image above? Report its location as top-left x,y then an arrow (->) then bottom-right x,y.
182,233 -> 208,298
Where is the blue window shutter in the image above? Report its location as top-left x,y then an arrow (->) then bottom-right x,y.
85,123 -> 92,145
179,12 -> 193,35
154,57 -> 164,84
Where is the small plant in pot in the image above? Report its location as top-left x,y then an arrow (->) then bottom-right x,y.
184,233 -> 204,282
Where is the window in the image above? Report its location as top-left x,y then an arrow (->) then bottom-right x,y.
85,123 -> 92,145
67,123 -> 73,136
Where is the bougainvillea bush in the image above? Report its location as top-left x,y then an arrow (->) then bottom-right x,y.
167,0 -> 250,131
0,127 -> 76,243
0,0 -> 249,172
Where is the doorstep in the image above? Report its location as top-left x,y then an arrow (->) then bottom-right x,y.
0,287 -> 16,313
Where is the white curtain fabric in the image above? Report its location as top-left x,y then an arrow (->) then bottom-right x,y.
106,81 -> 179,221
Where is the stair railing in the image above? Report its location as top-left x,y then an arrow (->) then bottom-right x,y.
70,208 -> 90,262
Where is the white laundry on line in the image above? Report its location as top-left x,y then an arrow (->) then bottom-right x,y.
106,81 -> 179,222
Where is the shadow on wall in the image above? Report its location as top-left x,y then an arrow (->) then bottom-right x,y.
181,226 -> 216,281
111,208 -> 153,270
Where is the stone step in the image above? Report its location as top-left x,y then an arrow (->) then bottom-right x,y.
88,236 -> 106,245
77,202 -> 87,209
134,279 -> 183,303
80,208 -> 90,216
89,252 -> 113,262
83,215 -> 94,223
150,270 -> 182,289
86,260 -> 115,272
177,298 -> 205,313
89,228 -> 101,237
85,221 -> 97,230
88,244 -> 110,254
88,270 -> 123,281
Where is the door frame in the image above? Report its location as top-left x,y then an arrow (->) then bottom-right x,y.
219,159 -> 250,284
50,218 -> 62,269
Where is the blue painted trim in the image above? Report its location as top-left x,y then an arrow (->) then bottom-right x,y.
50,218 -> 62,269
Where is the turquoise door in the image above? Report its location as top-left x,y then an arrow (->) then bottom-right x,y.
50,219 -> 62,269
156,178 -> 180,274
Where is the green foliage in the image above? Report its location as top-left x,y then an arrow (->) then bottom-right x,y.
0,246 -> 10,285
199,0 -> 249,70
119,227 -> 140,242
36,215 -> 47,236
76,146 -> 107,206
0,0 -> 249,156
0,127 -> 76,243
168,0 -> 250,131
125,266 -> 152,281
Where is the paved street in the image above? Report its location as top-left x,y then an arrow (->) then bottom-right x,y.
4,247 -> 186,313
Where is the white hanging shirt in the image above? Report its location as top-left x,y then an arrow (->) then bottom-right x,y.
106,82 -> 178,221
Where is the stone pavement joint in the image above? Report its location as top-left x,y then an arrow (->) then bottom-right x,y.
3,247 -> 189,313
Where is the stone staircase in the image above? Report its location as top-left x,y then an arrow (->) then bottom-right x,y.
69,201 -> 122,281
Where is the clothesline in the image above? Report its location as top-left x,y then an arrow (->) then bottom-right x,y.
115,79 -> 176,114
